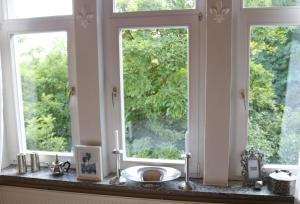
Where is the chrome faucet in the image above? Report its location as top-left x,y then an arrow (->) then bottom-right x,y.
179,153 -> 193,191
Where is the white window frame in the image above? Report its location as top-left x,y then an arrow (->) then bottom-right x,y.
102,0 -> 206,176
230,0 -> 300,179
0,0 -> 79,165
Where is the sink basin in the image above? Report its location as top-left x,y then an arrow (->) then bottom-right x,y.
121,166 -> 181,183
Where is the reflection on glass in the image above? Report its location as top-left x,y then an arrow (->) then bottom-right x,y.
248,26 -> 300,164
244,0 -> 300,8
115,0 -> 195,12
120,27 -> 189,160
7,0 -> 72,19
13,32 -> 72,152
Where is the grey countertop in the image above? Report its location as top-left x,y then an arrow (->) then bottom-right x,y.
0,166 -> 294,204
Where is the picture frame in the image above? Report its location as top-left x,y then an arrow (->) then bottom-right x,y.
74,145 -> 103,181
241,148 -> 264,186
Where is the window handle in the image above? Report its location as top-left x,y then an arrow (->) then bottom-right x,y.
240,89 -> 246,110
112,87 -> 118,108
68,86 -> 76,105
198,12 -> 203,21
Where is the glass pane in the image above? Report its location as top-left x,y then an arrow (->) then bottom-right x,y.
244,0 -> 300,8
114,0 -> 195,12
248,26 -> 300,164
7,0 -> 72,19
120,27 -> 189,160
13,32 -> 72,152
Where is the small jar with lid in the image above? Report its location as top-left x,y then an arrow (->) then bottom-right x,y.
268,170 -> 296,195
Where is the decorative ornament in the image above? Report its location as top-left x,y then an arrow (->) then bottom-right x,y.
76,5 -> 94,29
209,0 -> 230,24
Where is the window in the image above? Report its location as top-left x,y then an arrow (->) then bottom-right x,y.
243,0 -> 300,8
103,0 -> 203,173
13,32 -> 72,153
0,0 -> 77,160
5,0 -> 73,19
4,0 -> 300,182
120,27 -> 189,160
114,0 -> 196,12
232,0 -> 300,176
248,26 -> 300,165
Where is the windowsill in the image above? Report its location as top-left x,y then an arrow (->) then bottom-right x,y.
0,165 -> 293,204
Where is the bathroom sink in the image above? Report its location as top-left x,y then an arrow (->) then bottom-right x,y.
121,166 -> 181,183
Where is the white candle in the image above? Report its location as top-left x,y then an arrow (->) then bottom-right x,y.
185,131 -> 189,153
115,130 -> 119,150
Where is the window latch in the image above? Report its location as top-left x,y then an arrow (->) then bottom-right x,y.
240,89 -> 246,110
112,87 -> 118,108
68,86 -> 76,105
198,12 -> 203,21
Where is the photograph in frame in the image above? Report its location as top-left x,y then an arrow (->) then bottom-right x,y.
241,148 -> 264,186
75,145 -> 103,181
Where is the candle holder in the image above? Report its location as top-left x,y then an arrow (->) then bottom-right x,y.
179,153 -> 193,191
109,149 -> 126,185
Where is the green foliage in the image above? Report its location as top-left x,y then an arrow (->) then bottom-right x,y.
25,114 -> 69,152
249,26 -> 300,164
20,38 -> 71,152
128,136 -> 181,159
244,0 -> 272,7
278,107 -> 300,164
115,0 -> 194,12
244,0 -> 300,7
122,27 -> 188,159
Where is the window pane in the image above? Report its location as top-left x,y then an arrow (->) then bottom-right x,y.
248,26 -> 300,164
7,0 -> 72,19
13,32 -> 72,152
244,0 -> 300,8
120,27 -> 189,160
114,0 -> 195,12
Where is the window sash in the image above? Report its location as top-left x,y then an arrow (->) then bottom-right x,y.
0,16 -> 78,163
103,0 -> 204,175
231,1 -> 300,179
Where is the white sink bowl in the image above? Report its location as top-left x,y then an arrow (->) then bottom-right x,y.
121,166 -> 181,183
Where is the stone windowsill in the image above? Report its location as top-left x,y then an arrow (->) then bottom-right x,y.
0,166 -> 294,204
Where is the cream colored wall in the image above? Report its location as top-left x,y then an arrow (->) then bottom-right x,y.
0,186 -> 222,204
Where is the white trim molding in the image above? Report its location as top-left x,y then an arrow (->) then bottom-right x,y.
209,0 -> 230,24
